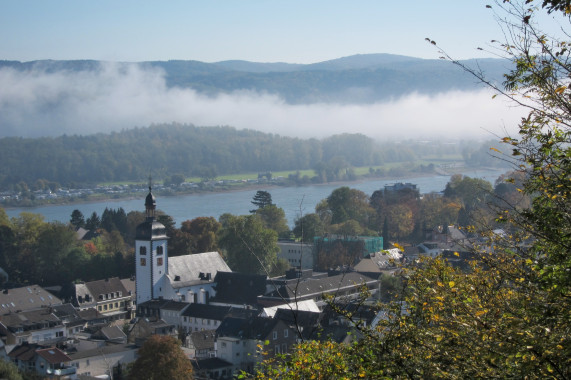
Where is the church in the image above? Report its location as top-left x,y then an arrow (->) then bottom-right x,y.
134,187 -> 231,305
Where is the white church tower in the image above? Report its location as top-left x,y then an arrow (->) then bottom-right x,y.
135,186 -> 169,304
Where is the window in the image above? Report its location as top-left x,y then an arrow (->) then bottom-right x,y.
157,257 -> 163,266
140,258 -> 146,266
56,331 -> 63,337
222,342 -> 227,347
275,345 -> 280,355
157,246 -> 163,255
284,329 -> 288,338
273,331 -> 278,340
282,343 -> 287,352
115,302 -> 118,308
98,306 -> 102,311
104,304 -> 108,311
140,246 -> 147,255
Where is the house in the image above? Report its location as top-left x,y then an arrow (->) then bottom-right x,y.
273,308 -> 322,341
181,304 -> 232,334
216,316 -> 296,375
191,357 -> 234,380
0,307 -> 66,345
0,285 -> 62,315
6,343 -> 76,378
51,303 -> 85,338
128,317 -> 177,346
136,299 -> 189,331
68,343 -> 138,378
73,277 -> 133,321
353,248 -> 402,272
186,329 -> 216,359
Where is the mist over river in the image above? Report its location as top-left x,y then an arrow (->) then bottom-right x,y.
5,169 -> 506,228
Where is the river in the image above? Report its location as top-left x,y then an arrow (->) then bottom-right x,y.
4,169 -> 507,227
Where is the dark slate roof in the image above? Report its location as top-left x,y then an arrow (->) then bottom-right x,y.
8,343 -> 46,361
120,278 -> 136,297
216,316 -> 278,340
181,304 -> 232,320
212,272 -> 267,305
75,228 -> 100,241
191,357 -> 233,371
36,347 -> 71,364
68,343 -> 138,360
0,285 -> 61,315
263,272 -> 379,300
52,303 -> 83,326
83,277 -> 128,300
273,308 -> 322,340
274,308 -> 321,328
310,324 -> 354,344
160,300 -> 190,312
137,298 -> 171,310
94,326 -> 127,341
77,308 -> 107,322
189,330 -> 216,350
0,308 -> 61,330
135,219 -> 167,241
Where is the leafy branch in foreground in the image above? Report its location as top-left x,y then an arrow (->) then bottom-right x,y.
255,1 -> 571,378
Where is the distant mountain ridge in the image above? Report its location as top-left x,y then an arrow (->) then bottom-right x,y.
0,53 -> 507,104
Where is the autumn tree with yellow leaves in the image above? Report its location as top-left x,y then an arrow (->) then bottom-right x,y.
254,1 -> 571,378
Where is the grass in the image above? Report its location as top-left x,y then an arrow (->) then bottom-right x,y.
102,157 -> 465,186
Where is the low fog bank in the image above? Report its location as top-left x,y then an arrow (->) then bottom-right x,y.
0,63 -> 524,140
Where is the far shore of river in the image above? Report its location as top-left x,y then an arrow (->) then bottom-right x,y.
2,166 -> 508,211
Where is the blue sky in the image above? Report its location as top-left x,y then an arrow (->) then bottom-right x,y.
2,1 -> 501,63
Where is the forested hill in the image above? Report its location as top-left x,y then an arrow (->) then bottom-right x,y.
0,54 -> 507,104
0,124 -> 503,190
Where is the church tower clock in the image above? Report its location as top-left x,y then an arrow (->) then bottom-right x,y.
135,186 -> 169,304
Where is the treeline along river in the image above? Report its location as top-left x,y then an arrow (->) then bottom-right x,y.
5,169 -> 506,228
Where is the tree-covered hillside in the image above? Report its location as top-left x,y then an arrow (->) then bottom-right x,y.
0,54 -> 507,104
0,124 -> 507,191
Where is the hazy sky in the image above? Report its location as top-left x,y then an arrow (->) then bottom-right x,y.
2,1 -> 502,63
1,1 -> 554,140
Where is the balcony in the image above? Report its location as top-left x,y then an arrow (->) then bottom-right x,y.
47,366 -> 77,376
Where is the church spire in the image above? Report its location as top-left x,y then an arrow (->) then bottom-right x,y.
145,176 -> 156,220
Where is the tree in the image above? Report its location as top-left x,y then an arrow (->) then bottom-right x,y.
70,209 -> 85,229
258,2 -> 571,379
250,190 -> 273,212
218,214 -> 280,275
179,216 -> 221,253
254,204 -> 290,238
325,187 -> 373,227
0,359 -> 23,380
129,335 -> 193,380
85,211 -> 100,230
35,222 -> 77,285
386,204 -> 414,241
293,213 -> 325,243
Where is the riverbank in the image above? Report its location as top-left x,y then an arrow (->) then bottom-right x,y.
1,165 -> 506,211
